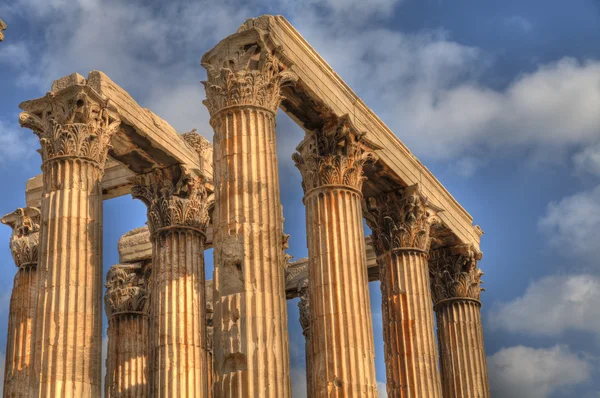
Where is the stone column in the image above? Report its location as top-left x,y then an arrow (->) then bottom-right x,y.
293,115 -> 378,397
201,40 -> 297,397
296,280 -> 313,397
131,166 -> 211,397
364,186 -> 443,398
429,245 -> 490,398
104,263 -> 150,397
1,207 -> 40,397
19,83 -> 121,396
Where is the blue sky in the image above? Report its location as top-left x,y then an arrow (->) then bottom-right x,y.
1,0 -> 600,396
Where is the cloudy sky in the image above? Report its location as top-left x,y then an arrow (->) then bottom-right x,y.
1,0 -> 600,396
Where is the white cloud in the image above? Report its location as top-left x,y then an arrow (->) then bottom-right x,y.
488,274 -> 600,337
0,42 -> 31,68
539,186 -> 600,263
291,367 -> 308,398
4,0 -> 599,175
574,143 -> 600,176
0,120 -> 39,164
488,345 -> 592,398
377,381 -> 387,397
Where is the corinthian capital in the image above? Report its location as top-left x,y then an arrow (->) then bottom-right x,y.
1,207 -> 40,268
364,185 -> 441,253
130,166 -> 211,236
429,244 -> 484,305
104,264 -> 149,317
201,39 -> 297,116
18,83 -> 120,167
293,114 -> 377,194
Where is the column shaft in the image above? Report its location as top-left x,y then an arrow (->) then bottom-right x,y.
106,314 -> 149,397
211,107 -> 290,397
4,267 -> 37,397
104,263 -> 150,397
365,187 -> 443,398
429,246 -> 490,398
19,81 -> 121,397
436,300 -> 489,397
305,188 -> 378,397
34,159 -> 104,396
150,229 -> 207,397
382,250 -> 442,397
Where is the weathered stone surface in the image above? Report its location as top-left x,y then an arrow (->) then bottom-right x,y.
202,32 -> 294,398
231,15 -> 482,250
131,165 -> 211,397
19,81 -> 120,397
104,263 -> 149,397
1,207 -> 40,397
365,186 -> 443,398
0,19 -> 6,42
294,116 -> 378,397
429,245 -> 490,398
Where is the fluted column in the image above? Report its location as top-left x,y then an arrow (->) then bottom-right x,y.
104,263 -> 150,397
201,39 -> 297,397
131,165 -> 211,397
429,245 -> 490,398
19,85 -> 120,396
1,207 -> 40,397
293,115 -> 378,397
297,280 -> 313,397
364,186 -> 443,398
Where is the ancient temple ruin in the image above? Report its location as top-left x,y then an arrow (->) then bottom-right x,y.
2,15 -> 489,397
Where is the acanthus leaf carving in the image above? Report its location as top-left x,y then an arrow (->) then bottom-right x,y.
1,207 -> 41,268
429,244 -> 484,304
364,185 -> 440,253
104,264 -> 149,317
293,114 -> 377,193
130,166 -> 211,237
201,42 -> 298,116
19,86 -> 120,168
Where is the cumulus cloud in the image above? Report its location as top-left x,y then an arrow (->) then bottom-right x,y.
0,120 -> 39,164
3,0 -> 599,174
488,345 -> 592,398
488,274 -> 600,337
539,185 -> 600,263
290,367 -> 308,398
574,143 -> 600,176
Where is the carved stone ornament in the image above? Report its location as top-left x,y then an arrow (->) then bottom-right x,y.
201,42 -> 298,116
19,86 -> 121,167
182,129 -> 212,159
429,244 -> 484,305
293,114 -> 377,194
0,19 -> 6,42
130,166 -> 211,236
297,280 -> 310,338
1,207 -> 40,268
104,264 -> 148,317
364,185 -> 441,253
